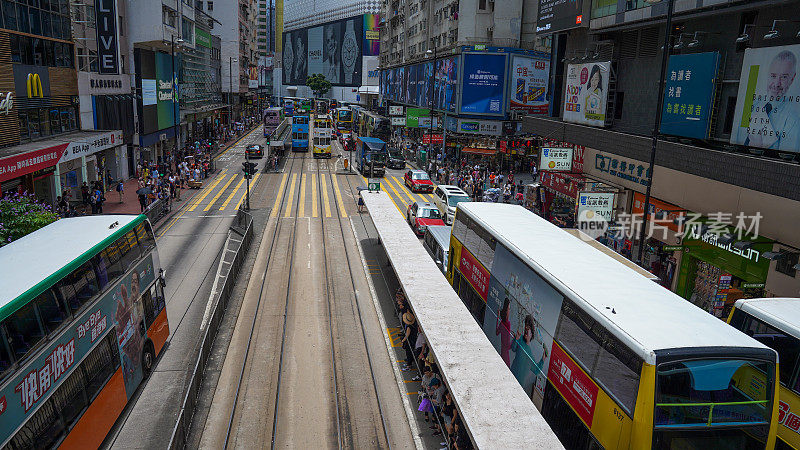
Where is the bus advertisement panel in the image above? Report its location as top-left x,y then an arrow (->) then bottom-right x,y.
0,254 -> 157,441
482,244 -> 563,406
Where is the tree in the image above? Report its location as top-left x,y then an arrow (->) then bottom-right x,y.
306,73 -> 332,98
0,192 -> 60,247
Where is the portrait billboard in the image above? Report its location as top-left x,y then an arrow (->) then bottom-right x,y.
730,44 -> 800,153
510,55 -> 550,114
537,0 -> 585,34
363,13 -> 380,56
563,62 -> 610,127
407,64 -> 418,106
282,28 -> 308,85
660,52 -> 719,139
155,51 -> 177,131
435,56 -> 459,112
460,53 -> 507,115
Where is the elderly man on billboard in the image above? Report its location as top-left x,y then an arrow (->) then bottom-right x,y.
744,50 -> 800,151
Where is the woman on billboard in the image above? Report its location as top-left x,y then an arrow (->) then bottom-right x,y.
583,65 -> 604,122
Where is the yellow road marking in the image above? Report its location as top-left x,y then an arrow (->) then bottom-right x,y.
331,174 -> 348,218
392,176 -> 420,205
311,174 -> 318,217
387,327 -> 403,347
220,176 -> 246,210
204,174 -> 236,211
298,173 -> 307,217
321,174 -> 332,217
187,169 -> 228,212
235,173 -> 259,210
270,173 -> 290,217
284,173 -> 297,218
384,176 -> 410,212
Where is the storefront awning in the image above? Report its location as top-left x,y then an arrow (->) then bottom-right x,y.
462,147 -> 497,155
358,86 -> 379,95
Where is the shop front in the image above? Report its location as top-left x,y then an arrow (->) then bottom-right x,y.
55,130 -> 125,195
0,143 -> 65,203
675,221 -> 772,319
539,171 -> 582,227
628,192 -> 684,289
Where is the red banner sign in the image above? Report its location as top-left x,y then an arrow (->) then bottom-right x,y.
422,134 -> 443,145
548,343 -> 599,428
540,171 -> 584,199
459,247 -> 489,301
631,192 -> 684,233
0,144 -> 68,184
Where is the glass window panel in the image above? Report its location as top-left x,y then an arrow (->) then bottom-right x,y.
745,316 -> 800,387
50,360 -> 87,428
18,111 -> 29,139
49,108 -> 60,133
594,342 -> 640,413
55,278 -> 78,313
50,13 -> 60,38
16,3 -> 29,33
41,11 -> 52,37
7,394 -> 63,449
60,15 -> 70,40
4,303 -> 45,360
555,300 -> 602,371
28,109 -> 41,139
134,222 -> 156,251
42,38 -> 54,66
59,0 -> 67,14
82,333 -> 119,401
28,7 -> 40,34
38,108 -> 51,137
34,289 -> 68,335
0,332 -> 13,379
4,0 -> 18,30
70,261 -> 99,311
92,251 -> 113,289
19,34 -> 33,65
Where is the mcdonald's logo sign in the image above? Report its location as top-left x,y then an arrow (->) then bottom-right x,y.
26,73 -> 43,98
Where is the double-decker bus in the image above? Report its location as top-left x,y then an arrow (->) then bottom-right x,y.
728,298 -> 800,450
334,107 -> 353,139
312,113 -> 333,159
0,215 -> 168,449
447,202 -> 779,449
263,107 -> 281,138
291,114 -> 309,152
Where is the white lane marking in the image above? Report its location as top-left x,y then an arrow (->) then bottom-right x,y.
202,231 -> 233,329
350,218 -> 424,450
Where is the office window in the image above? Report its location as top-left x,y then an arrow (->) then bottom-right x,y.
207,0 -> 212,10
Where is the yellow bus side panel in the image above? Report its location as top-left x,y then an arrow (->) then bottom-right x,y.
778,385 -> 800,448
448,236 -> 462,285
58,369 -> 127,450
630,362 -> 656,449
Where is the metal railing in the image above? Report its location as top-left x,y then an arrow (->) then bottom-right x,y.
144,196 -> 172,224
167,207 -> 254,449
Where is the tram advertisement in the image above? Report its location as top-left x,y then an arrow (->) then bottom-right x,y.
0,255 -> 155,438
482,244 -> 564,407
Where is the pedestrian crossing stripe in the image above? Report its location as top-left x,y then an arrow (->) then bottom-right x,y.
204,174 -> 237,211
220,176 -> 246,210
320,174 -> 332,217
187,169 -> 229,212
331,174 -> 348,218
284,173 -> 298,218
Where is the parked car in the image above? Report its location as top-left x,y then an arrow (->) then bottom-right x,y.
406,201 -> 445,236
404,169 -> 434,193
432,185 -> 471,225
245,144 -> 264,158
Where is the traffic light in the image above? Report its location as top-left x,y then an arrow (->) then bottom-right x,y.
242,161 -> 257,178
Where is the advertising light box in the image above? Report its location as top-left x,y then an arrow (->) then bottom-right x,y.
460,53 -> 507,116
563,62 -> 610,127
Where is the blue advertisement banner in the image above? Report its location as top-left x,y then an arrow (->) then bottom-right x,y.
0,255 -> 156,441
660,52 -> 719,139
460,53 -> 507,115
435,56 -> 459,112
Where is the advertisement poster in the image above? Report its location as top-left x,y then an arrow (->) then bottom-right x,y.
419,62 -> 433,108
407,64 -> 418,106
577,192 -> 615,222
548,343 -> 599,427
459,247 -> 490,300
537,0 -> 584,34
406,108 -> 430,128
389,105 -> 404,116
0,256 -> 157,440
660,52 -> 719,139
482,244 -> 564,406
363,13 -> 380,56
398,66 -> 407,104
540,147 -> 573,171
155,52 -> 177,131
435,56 -> 459,112
460,53 -> 507,115
510,55 -> 550,114
281,15 -> 364,86
730,44 -> 800,153
563,62 -> 610,127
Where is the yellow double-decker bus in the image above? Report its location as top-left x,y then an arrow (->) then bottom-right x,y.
447,202 -> 779,449
312,113 -> 333,159
729,298 -> 800,449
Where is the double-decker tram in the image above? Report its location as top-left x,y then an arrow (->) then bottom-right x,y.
263,106 -> 281,137
728,298 -> 800,450
447,202 -> 779,449
312,113 -> 333,158
291,114 -> 309,152
0,215 -> 169,449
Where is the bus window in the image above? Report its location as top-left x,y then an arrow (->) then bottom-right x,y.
34,289 -> 69,334
740,313 -> 800,387
117,230 -> 141,273
0,332 -> 13,379
95,247 -> 122,284
82,331 -> 120,399
134,221 -> 156,251
69,261 -> 100,312
4,302 -> 45,360
143,283 -> 166,328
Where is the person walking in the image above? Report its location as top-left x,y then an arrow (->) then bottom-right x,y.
116,180 -> 124,203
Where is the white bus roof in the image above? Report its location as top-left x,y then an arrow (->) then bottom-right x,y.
425,225 -> 452,250
0,215 -> 141,314
735,298 -> 800,340
458,203 -> 770,364
563,229 -> 659,281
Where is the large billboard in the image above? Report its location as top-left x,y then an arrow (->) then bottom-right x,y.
510,54 -> 550,114
563,62 -> 610,127
363,13 -> 380,56
660,52 -> 719,139
537,0 -> 585,34
382,55 -> 458,111
282,15 -> 365,87
435,56 -> 459,112
460,53 -> 507,116
730,44 -> 800,153
135,49 -> 177,136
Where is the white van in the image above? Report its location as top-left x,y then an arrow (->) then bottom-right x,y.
432,185 -> 471,225
423,225 -> 451,274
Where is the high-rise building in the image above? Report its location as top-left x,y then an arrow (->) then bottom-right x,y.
280,0 -> 380,104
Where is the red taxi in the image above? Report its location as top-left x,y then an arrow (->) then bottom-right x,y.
406,201 -> 445,236
404,169 -> 434,193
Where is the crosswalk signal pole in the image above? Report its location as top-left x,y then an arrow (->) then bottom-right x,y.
245,152 -> 251,211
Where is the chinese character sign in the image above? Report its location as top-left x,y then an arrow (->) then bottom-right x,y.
539,147 -> 573,171
460,53 -> 507,115
510,55 -> 550,114
563,62 -> 611,127
730,44 -> 800,153
660,52 -> 719,139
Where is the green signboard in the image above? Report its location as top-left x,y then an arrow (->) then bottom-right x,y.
406,108 -> 430,128
195,27 -> 212,49
368,178 -> 381,191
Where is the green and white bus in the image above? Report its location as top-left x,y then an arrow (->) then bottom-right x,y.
0,215 -> 169,449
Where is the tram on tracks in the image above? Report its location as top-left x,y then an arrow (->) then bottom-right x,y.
312,113 -> 333,159
448,202 -> 779,449
291,114 -> 309,152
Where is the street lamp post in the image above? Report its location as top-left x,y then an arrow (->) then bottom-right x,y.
636,0 -> 675,265
229,57 -> 238,131
170,35 -> 184,171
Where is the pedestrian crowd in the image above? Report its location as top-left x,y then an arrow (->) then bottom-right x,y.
395,288 -> 472,450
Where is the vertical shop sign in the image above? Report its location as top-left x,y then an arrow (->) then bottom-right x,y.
95,0 -> 119,74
